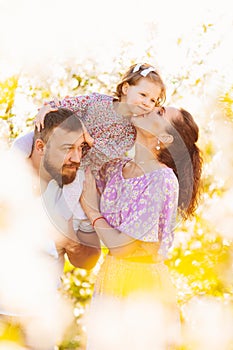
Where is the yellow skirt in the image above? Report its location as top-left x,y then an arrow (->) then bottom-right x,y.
94,254 -> 177,301
86,254 -> 181,350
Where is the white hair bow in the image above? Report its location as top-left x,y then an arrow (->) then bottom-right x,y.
132,64 -> 157,77
140,67 -> 156,77
132,63 -> 142,73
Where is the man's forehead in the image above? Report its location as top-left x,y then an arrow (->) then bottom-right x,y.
49,127 -> 84,145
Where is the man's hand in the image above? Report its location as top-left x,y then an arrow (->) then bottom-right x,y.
53,217 -> 101,270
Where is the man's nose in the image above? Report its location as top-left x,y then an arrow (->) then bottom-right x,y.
70,149 -> 81,163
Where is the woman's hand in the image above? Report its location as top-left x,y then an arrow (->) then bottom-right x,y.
80,167 -> 101,220
35,98 -> 60,132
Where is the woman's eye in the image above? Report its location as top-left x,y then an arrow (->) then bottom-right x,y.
157,107 -> 165,116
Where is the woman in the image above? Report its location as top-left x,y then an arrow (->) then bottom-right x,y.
80,106 -> 203,349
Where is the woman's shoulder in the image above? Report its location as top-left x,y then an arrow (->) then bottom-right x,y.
148,167 -> 178,187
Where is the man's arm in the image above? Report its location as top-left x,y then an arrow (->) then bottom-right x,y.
62,232 -> 101,270
55,217 -> 101,270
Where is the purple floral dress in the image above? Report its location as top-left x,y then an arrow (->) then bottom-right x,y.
86,159 -> 181,349
97,158 -> 179,258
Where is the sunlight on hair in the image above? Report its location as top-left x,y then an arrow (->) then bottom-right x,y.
0,149 -> 73,348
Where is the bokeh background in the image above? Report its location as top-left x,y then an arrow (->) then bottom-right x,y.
1,0 -> 233,349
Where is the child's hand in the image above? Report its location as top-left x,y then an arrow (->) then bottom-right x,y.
35,98 -> 60,131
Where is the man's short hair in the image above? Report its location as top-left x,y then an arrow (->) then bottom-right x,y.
33,108 -> 84,145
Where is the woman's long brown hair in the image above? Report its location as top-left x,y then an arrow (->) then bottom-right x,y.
158,108 -> 203,220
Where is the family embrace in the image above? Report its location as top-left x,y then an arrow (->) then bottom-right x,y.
11,62 -> 203,349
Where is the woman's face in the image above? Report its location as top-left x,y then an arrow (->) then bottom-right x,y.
121,78 -> 162,116
131,106 -> 181,137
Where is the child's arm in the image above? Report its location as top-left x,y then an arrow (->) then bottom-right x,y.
35,95 -> 91,131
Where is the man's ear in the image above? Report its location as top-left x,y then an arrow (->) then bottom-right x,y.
158,133 -> 174,145
122,82 -> 129,95
35,139 -> 45,155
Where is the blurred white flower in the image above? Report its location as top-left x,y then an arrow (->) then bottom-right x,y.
0,149 -> 72,348
182,296 -> 233,349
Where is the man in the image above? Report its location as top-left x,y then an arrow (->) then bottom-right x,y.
17,107 -> 101,271
8,108 -> 101,349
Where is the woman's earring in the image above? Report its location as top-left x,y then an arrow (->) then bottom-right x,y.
156,140 -> 160,150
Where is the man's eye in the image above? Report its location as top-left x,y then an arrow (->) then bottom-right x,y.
81,142 -> 91,156
81,142 -> 89,148
62,146 -> 72,151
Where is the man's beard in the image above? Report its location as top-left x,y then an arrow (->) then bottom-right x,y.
43,155 -> 79,187
62,164 -> 79,185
